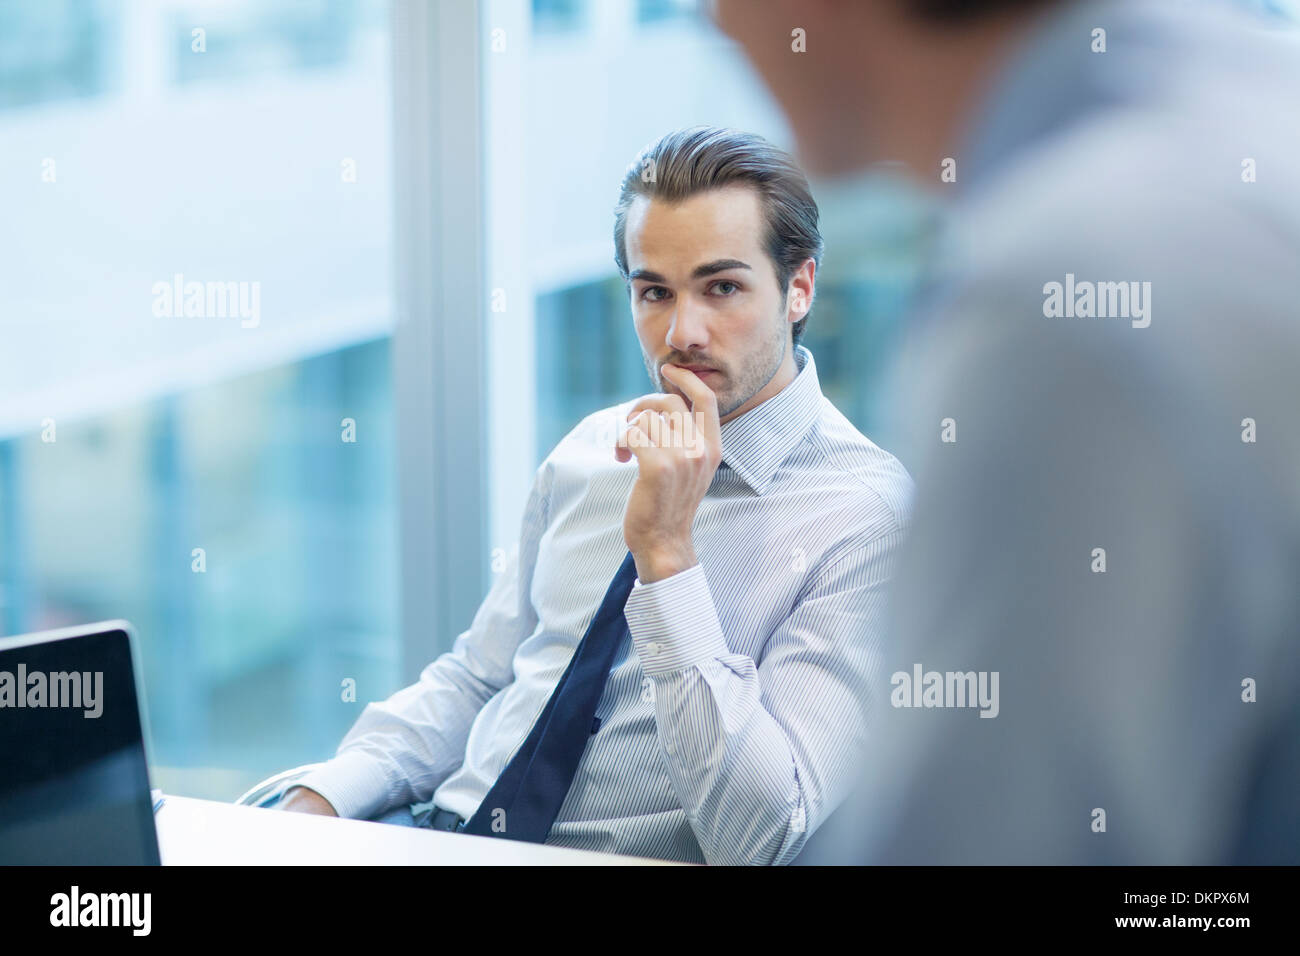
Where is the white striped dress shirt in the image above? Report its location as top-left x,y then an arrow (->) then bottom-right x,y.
299,345 -> 913,864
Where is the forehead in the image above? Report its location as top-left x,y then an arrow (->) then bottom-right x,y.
624,185 -> 771,277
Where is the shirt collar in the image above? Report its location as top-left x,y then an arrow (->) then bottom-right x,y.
716,345 -> 822,496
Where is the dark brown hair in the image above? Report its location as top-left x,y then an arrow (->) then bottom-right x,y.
905,0 -> 1062,22
613,126 -> 823,348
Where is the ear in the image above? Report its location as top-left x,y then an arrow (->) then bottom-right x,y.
787,257 -> 816,319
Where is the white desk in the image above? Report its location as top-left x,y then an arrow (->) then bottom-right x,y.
155,795 -> 680,866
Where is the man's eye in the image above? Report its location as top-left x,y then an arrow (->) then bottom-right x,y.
642,286 -> 669,302
712,280 -> 739,295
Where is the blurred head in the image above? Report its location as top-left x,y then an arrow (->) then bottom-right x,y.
613,127 -> 821,422
709,0 -> 1064,177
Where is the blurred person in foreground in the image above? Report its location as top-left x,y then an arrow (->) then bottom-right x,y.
713,0 -> 1300,863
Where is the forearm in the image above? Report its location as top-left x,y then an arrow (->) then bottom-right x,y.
626,564 -> 864,865
294,653 -> 498,819
645,659 -> 818,865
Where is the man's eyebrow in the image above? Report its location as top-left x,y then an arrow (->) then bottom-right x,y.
627,259 -> 753,284
692,258 -> 752,279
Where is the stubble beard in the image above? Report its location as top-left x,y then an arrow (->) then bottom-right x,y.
642,311 -> 789,420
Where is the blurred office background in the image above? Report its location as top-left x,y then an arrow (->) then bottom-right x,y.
0,0 -> 1290,801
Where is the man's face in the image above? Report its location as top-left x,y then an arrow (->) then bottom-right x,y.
624,185 -> 793,423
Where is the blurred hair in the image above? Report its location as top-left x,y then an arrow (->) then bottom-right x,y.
904,0 -> 1064,21
613,126 -> 823,348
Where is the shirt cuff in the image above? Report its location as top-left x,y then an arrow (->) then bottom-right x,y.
290,749 -> 396,821
625,563 -> 731,676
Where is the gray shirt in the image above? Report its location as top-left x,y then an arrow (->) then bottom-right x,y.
804,0 -> 1300,863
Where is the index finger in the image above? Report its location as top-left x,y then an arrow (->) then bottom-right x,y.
660,363 -> 720,440
627,392 -> 688,421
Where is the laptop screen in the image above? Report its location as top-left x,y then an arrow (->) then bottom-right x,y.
0,624 -> 161,865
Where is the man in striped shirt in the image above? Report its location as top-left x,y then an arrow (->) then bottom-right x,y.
281,127 -> 913,865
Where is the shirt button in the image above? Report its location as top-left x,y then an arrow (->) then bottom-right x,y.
646,642 -> 662,655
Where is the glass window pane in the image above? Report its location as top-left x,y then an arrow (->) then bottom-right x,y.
0,0 -> 396,801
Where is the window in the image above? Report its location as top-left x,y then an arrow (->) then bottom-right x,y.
0,0 -> 395,800
531,0 -> 585,34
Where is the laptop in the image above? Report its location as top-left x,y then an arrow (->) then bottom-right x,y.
0,621 -> 161,865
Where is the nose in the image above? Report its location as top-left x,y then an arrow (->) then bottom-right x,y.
665,294 -> 709,354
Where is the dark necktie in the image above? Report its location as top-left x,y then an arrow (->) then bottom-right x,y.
461,550 -> 638,843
